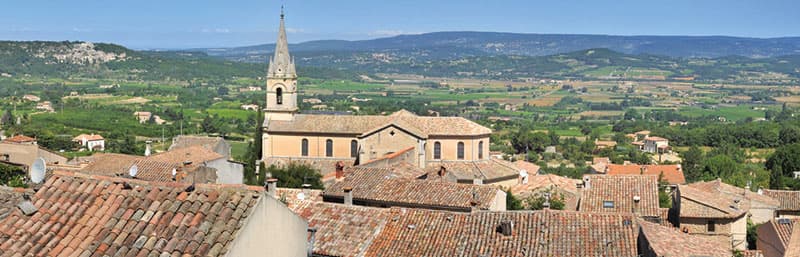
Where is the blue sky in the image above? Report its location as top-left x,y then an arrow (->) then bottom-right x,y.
1,0 -> 798,49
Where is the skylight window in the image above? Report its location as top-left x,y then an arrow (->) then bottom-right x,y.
603,201 -> 614,208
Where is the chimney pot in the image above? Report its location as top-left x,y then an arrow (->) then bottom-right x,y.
335,161 -> 345,179
302,183 -> 311,196
499,220 -> 514,236
266,178 -> 278,198
343,186 -> 353,206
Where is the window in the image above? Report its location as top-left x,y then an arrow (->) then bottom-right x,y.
457,142 -> 465,160
301,139 -> 308,156
326,139 -> 333,157
707,221 -> 715,232
478,141 -> 484,159
603,201 -> 615,208
276,87 -> 283,105
350,140 -> 358,158
433,142 -> 441,159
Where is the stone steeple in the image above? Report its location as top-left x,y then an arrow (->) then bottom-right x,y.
267,7 -> 296,79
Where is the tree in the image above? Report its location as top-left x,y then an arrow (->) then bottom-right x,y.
766,143 -> 800,189
623,108 -> 639,121
267,163 -> 324,189
779,126 -> 800,145
525,190 -> 566,210
217,86 -> 229,96
505,190 -> 524,210
701,155 -> 739,181
0,163 -> 26,188
680,145 -> 705,182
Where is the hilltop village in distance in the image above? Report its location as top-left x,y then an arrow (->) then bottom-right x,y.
1,6 -> 800,257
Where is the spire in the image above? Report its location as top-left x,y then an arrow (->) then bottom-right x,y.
268,7 -> 296,78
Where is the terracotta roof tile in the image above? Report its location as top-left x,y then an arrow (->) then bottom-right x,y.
0,170 -> 262,256
72,134 -> 104,141
425,158 -> 519,183
762,189 -> 800,211
689,179 -> 779,207
509,174 -> 580,210
324,167 -> 500,211
513,160 -> 540,175
295,202 -> 389,257
639,219 -> 732,257
168,135 -> 225,152
579,175 -> 661,217
265,110 -> 491,136
605,164 -> 686,184
678,184 -> 748,218
2,135 -> 36,144
364,209 -> 638,257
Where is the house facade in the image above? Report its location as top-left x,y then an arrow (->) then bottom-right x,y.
72,133 -> 105,151
674,185 -> 749,250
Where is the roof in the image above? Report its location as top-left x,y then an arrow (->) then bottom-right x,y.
762,189 -> 800,211
425,158 -> 520,183
0,186 -> 29,219
579,175 -> 661,217
265,110 -> 492,137
509,174 -> 580,210
513,160 -> 540,175
644,136 -> 668,142
2,135 -> 35,144
786,220 -> 800,257
148,145 -> 224,164
689,179 -> 779,207
677,184 -> 749,218
294,202 -> 389,257
324,166 -> 500,211
72,133 -> 104,141
80,153 -> 179,182
638,220 -> 732,257
0,170 -> 263,256
595,140 -> 618,147
635,130 -> 651,135
168,135 -> 225,152
364,209 -> 638,257
605,164 -> 686,185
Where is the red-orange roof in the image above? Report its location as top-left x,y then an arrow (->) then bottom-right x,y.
2,135 -> 35,144
72,133 -> 104,141
606,164 -> 686,184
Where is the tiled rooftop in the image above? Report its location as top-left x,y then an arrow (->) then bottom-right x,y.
2,135 -> 36,144
364,209 -> 638,257
294,202 -> 389,257
605,164 -> 686,185
425,158 -> 520,183
509,174 -> 580,210
324,166 -> 500,211
762,189 -> 800,211
72,134 -> 104,141
168,135 -> 225,152
0,186 -> 28,219
677,184 -> 748,218
639,219 -> 732,257
0,170 -> 263,256
512,160 -> 540,175
579,175 -> 661,217
79,146 -> 225,183
265,109 -> 492,137
689,179 -> 779,207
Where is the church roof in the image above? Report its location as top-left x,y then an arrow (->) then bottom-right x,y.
264,110 -> 492,137
267,9 -> 296,78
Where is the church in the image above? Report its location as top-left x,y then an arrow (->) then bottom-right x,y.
261,12 -> 519,186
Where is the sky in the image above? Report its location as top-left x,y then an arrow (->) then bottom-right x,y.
1,0 -> 799,49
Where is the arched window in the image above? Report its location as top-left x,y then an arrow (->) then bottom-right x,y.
301,138 -> 308,156
276,87 -> 283,105
326,139 -> 333,157
478,141 -> 484,159
350,140 -> 358,158
433,142 -> 441,159
457,142 -> 465,160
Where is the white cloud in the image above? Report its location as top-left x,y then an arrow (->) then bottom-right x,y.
71,27 -> 93,32
368,30 -> 424,37
201,28 -> 231,33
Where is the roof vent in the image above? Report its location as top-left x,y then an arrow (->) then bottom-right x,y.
498,220 -> 514,236
17,195 -> 37,216
778,218 -> 792,225
633,195 -> 641,203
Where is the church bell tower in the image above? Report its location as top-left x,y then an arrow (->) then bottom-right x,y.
264,8 -> 298,121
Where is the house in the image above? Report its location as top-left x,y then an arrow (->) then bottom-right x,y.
513,159 -> 540,176
2,134 -> 36,145
690,179 -> 779,224
638,219 -> 735,257
301,98 -> 322,104
80,145 -> 244,184
0,170 -> 309,257
240,104 -> 259,111
133,111 -> 166,124
756,218 -> 800,257
594,139 -> 618,150
643,136 -> 670,153
421,157 -> 521,186
578,175 -> 664,223
590,157 -> 611,173
762,189 -> 800,218
604,164 -> 686,185
674,184 -> 749,250
0,140 -> 68,169
169,135 -> 232,160
509,173 -> 581,210
72,133 -> 105,151
323,166 -> 506,212
22,94 -> 40,102
34,101 -> 54,112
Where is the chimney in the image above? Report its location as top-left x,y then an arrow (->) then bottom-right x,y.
302,183 -> 311,197
266,178 -> 278,198
633,195 -> 641,215
470,190 -> 480,212
519,170 -> 529,185
144,140 -> 152,156
343,186 -> 353,206
307,228 -> 318,257
543,192 -> 552,210
335,161 -> 345,179
499,220 -> 514,236
472,178 -> 483,185
583,177 -> 591,189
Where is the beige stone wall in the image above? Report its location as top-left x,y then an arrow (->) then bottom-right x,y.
680,217 -> 733,235
489,190 -> 507,211
425,136 -> 489,161
226,194 -> 308,257
750,207 -> 777,225
264,134 -> 358,159
359,126 -> 419,161
731,215 -> 748,250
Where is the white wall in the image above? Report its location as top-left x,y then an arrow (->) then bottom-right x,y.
207,158 -> 244,184
225,195 -> 308,257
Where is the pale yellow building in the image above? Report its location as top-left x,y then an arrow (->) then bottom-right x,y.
261,13 -> 517,184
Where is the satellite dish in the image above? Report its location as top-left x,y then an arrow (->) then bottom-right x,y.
30,158 -> 46,184
129,164 -> 138,178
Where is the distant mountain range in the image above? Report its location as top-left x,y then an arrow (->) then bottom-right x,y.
193,32 -> 800,61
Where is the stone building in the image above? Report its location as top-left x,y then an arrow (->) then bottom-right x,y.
260,12 -> 515,185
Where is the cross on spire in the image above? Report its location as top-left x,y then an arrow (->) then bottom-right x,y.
280,5 -> 284,19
